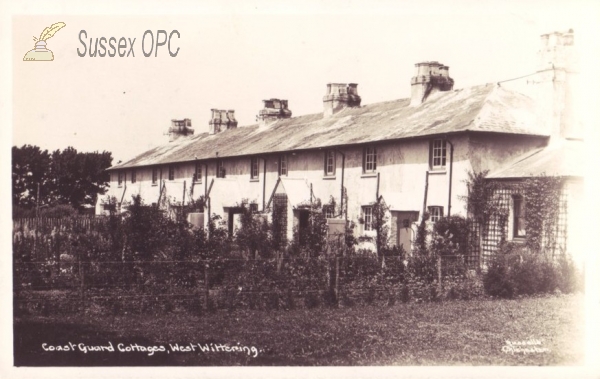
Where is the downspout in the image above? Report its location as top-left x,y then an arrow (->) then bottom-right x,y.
120,182 -> 127,207
203,163 -> 208,197
262,157 -> 267,211
206,178 -> 215,230
376,172 -> 381,202
334,149 -> 345,218
157,180 -> 163,205
422,172 -> 429,217
446,138 -> 454,217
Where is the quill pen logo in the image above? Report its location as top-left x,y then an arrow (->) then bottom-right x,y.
23,22 -> 66,61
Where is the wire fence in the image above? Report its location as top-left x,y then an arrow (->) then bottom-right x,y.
14,252 -> 483,316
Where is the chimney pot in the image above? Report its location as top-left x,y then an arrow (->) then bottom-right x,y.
257,98 -> 292,127
168,118 -> 194,142
323,83 -> 361,117
410,61 -> 454,106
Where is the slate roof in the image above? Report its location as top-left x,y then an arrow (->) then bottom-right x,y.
108,84 -> 544,171
487,139 -> 584,179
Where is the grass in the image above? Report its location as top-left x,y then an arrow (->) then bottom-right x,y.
14,293 -> 584,366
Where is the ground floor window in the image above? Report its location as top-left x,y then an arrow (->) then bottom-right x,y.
428,206 -> 443,222
512,195 -> 526,238
362,206 -> 374,231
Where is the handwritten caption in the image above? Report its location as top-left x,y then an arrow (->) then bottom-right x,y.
501,339 -> 550,355
42,342 -> 261,357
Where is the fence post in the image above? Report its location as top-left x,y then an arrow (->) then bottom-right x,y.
437,255 -> 442,295
204,262 -> 209,311
80,257 -> 85,309
335,256 -> 340,304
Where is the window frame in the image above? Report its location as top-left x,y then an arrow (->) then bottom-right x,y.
323,204 -> 335,219
216,160 -> 226,178
428,206 -> 444,222
430,139 -> 447,170
249,203 -> 259,214
250,157 -> 259,180
512,195 -> 526,239
363,146 -> 377,173
131,169 -> 137,184
362,206 -> 374,231
324,150 -> 336,176
278,155 -> 288,176
118,171 -> 123,186
168,165 -> 175,181
194,162 -> 202,183
152,167 -> 160,185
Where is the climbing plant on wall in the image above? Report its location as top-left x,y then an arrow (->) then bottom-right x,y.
372,198 -> 391,257
521,174 -> 563,255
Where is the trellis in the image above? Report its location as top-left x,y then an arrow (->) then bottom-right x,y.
479,181 -> 569,264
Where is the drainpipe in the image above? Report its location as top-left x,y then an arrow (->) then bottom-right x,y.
422,172 -> 429,218
376,172 -> 381,201
333,149 -> 345,218
206,178 -> 215,231
446,138 -> 454,217
203,163 -> 208,197
120,182 -> 128,207
262,157 -> 267,211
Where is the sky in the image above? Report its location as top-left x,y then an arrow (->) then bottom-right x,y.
8,1 -> 598,165
2,1 -> 600,377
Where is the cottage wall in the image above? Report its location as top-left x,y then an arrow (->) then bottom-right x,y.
99,132 -> 546,252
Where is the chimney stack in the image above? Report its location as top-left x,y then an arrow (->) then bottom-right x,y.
323,83 -> 361,117
535,29 -> 579,141
209,109 -> 238,135
257,99 -> 292,127
168,118 -> 194,142
410,61 -> 454,106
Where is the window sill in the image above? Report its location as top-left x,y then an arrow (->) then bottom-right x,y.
511,237 -> 526,243
193,181 -> 202,185
361,172 -> 378,178
428,169 -> 447,175
151,183 -> 158,187
322,175 -> 336,180
250,178 -> 260,182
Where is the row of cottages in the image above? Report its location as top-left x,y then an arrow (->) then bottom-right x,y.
99,29 -> 583,263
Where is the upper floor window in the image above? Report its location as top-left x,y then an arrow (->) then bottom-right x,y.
512,195 -> 526,239
131,169 -> 137,184
216,160 -> 226,178
362,206 -> 374,231
428,206 -> 444,222
278,155 -> 288,176
118,171 -> 124,186
152,167 -> 158,185
168,165 -> 175,181
430,139 -> 447,170
250,157 -> 259,179
194,162 -> 202,183
363,146 -> 377,173
324,150 -> 336,176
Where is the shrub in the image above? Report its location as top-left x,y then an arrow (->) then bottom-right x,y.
483,242 -> 582,298
432,215 -> 471,256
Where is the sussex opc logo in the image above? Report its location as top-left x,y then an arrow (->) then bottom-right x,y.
23,22 -> 66,61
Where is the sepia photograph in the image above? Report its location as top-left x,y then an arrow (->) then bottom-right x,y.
2,0 -> 599,377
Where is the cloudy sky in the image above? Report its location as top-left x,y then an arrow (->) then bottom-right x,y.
8,1 -> 598,164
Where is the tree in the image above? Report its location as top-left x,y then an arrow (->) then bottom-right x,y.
12,145 -> 51,208
49,147 -> 113,209
12,144 -> 113,211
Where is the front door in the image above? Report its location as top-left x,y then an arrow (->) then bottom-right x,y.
396,211 -> 416,254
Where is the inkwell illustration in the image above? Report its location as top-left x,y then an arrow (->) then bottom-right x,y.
23,22 -> 66,61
